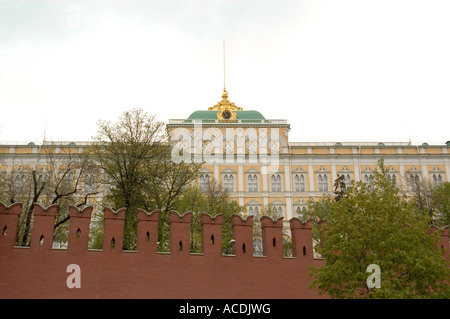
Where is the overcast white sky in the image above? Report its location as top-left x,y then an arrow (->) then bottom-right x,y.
0,0 -> 449,145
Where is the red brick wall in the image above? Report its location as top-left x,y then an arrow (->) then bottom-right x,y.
0,202 -> 448,299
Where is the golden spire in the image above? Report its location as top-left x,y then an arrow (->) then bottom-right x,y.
209,91 -> 242,111
221,41 -> 229,100
208,41 -> 242,112
223,40 -> 226,91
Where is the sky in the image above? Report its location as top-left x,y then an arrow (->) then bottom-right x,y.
0,0 -> 449,145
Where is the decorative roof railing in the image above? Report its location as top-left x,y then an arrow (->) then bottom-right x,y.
168,119 -> 288,125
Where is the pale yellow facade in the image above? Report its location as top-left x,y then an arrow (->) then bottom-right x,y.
165,89 -> 450,227
1,140 -> 450,233
1,90 -> 449,231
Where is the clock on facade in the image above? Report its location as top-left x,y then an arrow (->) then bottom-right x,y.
221,110 -> 232,119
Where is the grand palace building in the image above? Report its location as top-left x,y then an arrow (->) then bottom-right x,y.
167,89 -> 450,227
1,88 -> 449,234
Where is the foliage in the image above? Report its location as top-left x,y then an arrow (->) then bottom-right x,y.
93,108 -> 202,250
308,160 -> 450,299
0,148 -> 98,246
173,182 -> 243,254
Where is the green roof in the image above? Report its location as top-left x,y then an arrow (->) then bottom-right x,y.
187,110 -> 266,121
187,111 -> 218,120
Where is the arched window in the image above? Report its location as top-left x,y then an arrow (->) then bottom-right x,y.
271,174 -> 281,192
272,206 -> 277,215
433,174 -> 443,187
344,174 -> 351,189
247,206 -> 259,217
223,174 -> 234,192
271,206 -> 283,218
318,174 -> 328,192
387,174 -> 396,186
248,175 -> 258,192
12,167 -> 28,194
409,174 -> 420,190
294,174 -> 305,192
199,174 -> 210,190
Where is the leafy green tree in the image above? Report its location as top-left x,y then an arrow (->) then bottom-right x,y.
93,108 -> 165,250
174,181 -> 242,254
303,195 -> 333,222
93,108 -> 201,250
309,160 -> 450,299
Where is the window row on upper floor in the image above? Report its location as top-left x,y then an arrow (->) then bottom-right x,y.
197,165 -> 447,193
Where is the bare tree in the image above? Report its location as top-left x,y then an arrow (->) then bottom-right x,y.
405,173 -> 434,220
2,147 -> 99,246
